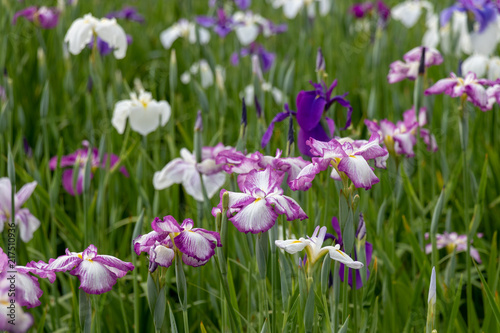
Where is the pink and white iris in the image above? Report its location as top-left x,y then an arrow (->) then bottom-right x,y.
388,46 -> 443,83
0,178 -> 40,242
46,244 -> 134,295
291,134 -> 388,191
425,232 -> 482,263
133,216 -> 221,272
219,166 -> 307,234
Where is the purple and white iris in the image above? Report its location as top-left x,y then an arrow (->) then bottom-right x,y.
387,46 -> 443,84
276,225 -> 364,269
13,261 -> 56,309
12,6 -> 60,29
365,107 -> 438,157
441,0 -> 498,33
46,244 -> 134,295
424,72 -> 490,110
106,6 -> 145,23
231,42 -> 276,72
160,19 -> 210,49
218,166 -> 307,234
153,144 -> 227,202
290,134 -> 388,191
0,178 -> 40,242
133,216 -> 221,272
49,141 -> 129,196
197,8 -> 234,37
425,232 -> 482,263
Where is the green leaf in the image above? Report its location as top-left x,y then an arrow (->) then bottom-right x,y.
154,286 -> 167,330
400,167 -> 425,216
147,273 -> 159,318
338,315 -> 350,333
446,274 -> 464,333
303,281 -> 316,333
79,289 -> 92,333
168,301 -> 179,333
474,261 -> 500,326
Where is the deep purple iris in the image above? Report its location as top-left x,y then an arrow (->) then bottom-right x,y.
106,6 -> 145,23
350,1 -> 390,22
441,0 -> 498,32
197,8 -> 234,38
88,35 -> 133,56
231,42 -> 276,72
261,80 -> 352,156
326,215 -> 373,289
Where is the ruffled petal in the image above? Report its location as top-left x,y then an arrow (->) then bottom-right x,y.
111,100 -> 132,134
153,158 -> 189,190
94,18 -> 128,59
229,198 -> 278,233
296,91 -> 326,131
337,155 -> 379,190
71,260 -> 118,294
328,245 -> 364,269
46,253 -> 82,272
174,230 -> 216,261
266,195 -> 308,221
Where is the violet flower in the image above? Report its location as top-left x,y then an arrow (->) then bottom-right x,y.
13,260 -> 56,309
350,1 -> 390,22
235,0 -> 251,10
106,6 -> 145,23
133,216 -> 221,272
291,133 -> 388,191
217,166 -> 307,234
46,244 -> 134,295
197,8 -> 234,37
231,42 -> 276,72
425,232 -> 482,263
12,6 -> 59,29
424,72 -> 490,110
365,106 -> 438,157
441,0 -> 497,33
0,178 -> 40,242
388,46 -> 443,84
49,141 -> 129,196
326,215 -> 373,289
153,144 -> 228,202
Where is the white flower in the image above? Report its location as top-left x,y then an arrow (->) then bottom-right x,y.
392,1 -> 434,28
159,19 -> 210,49
276,226 -> 364,268
462,54 -> 500,80
243,82 -> 283,106
64,13 -> 128,59
232,11 -> 260,45
180,60 -> 217,89
272,0 -> 330,19
111,90 -> 171,136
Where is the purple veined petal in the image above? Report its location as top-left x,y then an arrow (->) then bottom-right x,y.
14,181 -> 37,210
324,117 -> 335,137
353,133 -> 387,160
393,132 -> 417,156
374,150 -> 389,169
288,158 -> 330,191
192,228 -> 222,247
387,60 -> 411,84
238,166 -> 285,197
224,191 -> 255,214
307,136 -> 346,159
150,243 -> 175,270
465,82 -> 488,109
261,111 -> 291,148
152,216 -> 182,234
133,230 -> 165,255
12,6 -> 38,25
296,90 -> 326,131
180,218 -> 194,230
49,151 -> 81,170
82,244 -> 98,260
15,209 -> 41,243
229,197 -> 279,234
297,123 -> 330,156
378,119 -> 397,138
36,7 -> 60,29
70,260 -> 118,295
15,271 -> 43,308
46,252 -> 82,272
274,156 -> 310,183
234,0 -> 251,10
338,155 -> 379,190
266,195 -> 308,221
92,255 -> 134,278
364,119 -> 381,136
22,260 -> 57,283
182,253 -> 209,267
425,76 -> 459,96
174,229 -> 216,261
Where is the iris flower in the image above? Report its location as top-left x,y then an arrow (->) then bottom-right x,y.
461,54 -> 500,80
231,11 -> 286,45
0,178 -> 40,242
0,249 -> 34,333
197,8 -> 234,37
153,144 -> 228,202
272,0 -> 332,19
218,166 -> 307,234
160,19 -> 210,49
49,141 -> 129,196
133,216 -> 221,272
46,244 -> 134,295
64,13 -> 128,59
424,72 -> 490,110
388,46 -> 443,84
231,42 -> 276,72
425,232 -> 482,263
112,90 -> 171,136
365,107 -> 438,157
350,1 -> 391,23
106,6 -> 145,23
391,1 -> 434,28
12,6 -> 59,29
276,225 -> 363,269
290,133 -> 388,191
441,0 -> 497,33
180,60 -> 218,89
